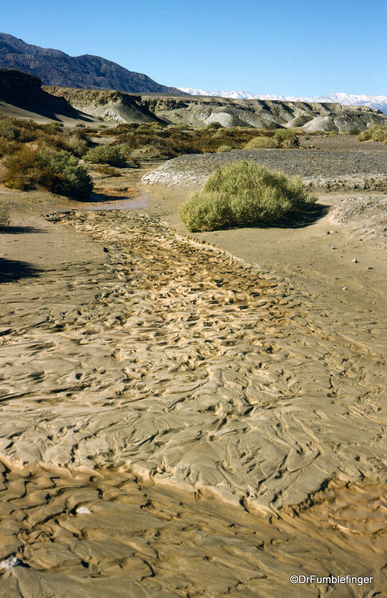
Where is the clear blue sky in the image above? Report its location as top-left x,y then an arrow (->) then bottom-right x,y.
2,0 -> 386,96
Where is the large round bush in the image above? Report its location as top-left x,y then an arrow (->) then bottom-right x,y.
179,160 -> 316,231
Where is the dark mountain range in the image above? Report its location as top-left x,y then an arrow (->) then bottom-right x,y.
0,33 -> 183,95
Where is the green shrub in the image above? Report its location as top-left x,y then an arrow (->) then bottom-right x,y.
180,161 -> 316,231
217,145 -> 233,153
273,129 -> 298,140
358,124 -> 387,142
83,144 -> 127,166
4,147 -> 93,199
244,136 -> 279,149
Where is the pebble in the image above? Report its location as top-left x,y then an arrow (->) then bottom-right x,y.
0,556 -> 25,569
76,506 -> 92,515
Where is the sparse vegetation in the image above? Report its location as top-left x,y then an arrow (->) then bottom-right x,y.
4,147 -> 93,198
179,161 -> 316,232
95,164 -> 122,177
358,124 -> 387,143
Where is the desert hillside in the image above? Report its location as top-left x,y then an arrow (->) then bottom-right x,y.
46,85 -> 387,131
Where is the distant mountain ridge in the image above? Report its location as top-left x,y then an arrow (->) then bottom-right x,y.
0,33 -> 183,95
179,88 -> 387,115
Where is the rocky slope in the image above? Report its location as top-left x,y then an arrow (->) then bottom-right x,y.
0,68 -> 96,123
44,87 -> 161,124
46,87 -> 387,131
0,32 -> 183,95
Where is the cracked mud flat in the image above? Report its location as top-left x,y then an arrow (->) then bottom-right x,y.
1,208 -> 387,595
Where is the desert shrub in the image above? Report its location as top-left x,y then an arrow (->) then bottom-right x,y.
41,133 -> 89,157
244,136 -> 279,149
0,202 -> 10,228
180,161 -> 316,231
358,125 -> 387,142
217,145 -> 233,153
62,134 -> 89,156
0,138 -> 22,157
205,122 -> 223,131
113,143 -> 132,157
273,129 -> 298,140
47,122 -> 64,133
83,144 -> 127,166
358,129 -> 372,141
180,191 -> 233,232
0,118 -> 19,140
95,164 -> 121,177
4,147 -> 93,198
137,123 -> 157,133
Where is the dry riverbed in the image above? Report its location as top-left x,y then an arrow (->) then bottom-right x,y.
0,141 -> 387,597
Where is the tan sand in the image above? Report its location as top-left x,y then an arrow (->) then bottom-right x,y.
0,167 -> 387,595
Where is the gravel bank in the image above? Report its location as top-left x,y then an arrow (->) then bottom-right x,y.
142,148 -> 387,192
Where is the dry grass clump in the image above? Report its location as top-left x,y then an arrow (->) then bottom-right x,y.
95,164 -> 122,177
0,202 -> 10,228
0,138 -> 22,157
180,161 -> 316,232
40,132 -> 89,157
244,136 -> 279,149
4,147 -> 93,199
244,129 -> 301,150
358,125 -> 387,143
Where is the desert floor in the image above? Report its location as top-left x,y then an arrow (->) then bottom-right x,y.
0,140 -> 387,597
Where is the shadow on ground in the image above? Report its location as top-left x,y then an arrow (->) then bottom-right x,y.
0,226 -> 47,234
273,202 -> 330,229
0,258 -> 43,283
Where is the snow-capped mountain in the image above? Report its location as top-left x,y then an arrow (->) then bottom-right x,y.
178,89 -> 387,115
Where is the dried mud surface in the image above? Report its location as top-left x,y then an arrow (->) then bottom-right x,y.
0,205 -> 387,595
1,138 -> 387,596
1,462 -> 387,598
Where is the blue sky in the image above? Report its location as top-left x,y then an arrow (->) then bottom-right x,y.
2,0 -> 386,96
